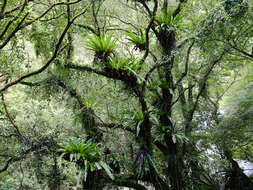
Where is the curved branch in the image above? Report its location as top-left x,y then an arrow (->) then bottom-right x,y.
65,63 -> 112,78
99,123 -> 135,134
103,14 -> 140,30
0,5 -> 90,92
0,0 -> 35,41
173,0 -> 188,18
139,0 -> 158,66
186,50 -> 227,132
1,94 -> 22,137
0,12 -> 29,48
177,37 -> 194,49
175,40 -> 195,87
21,0 -> 82,27
0,0 -> 7,14
0,138 -> 56,173
137,0 -> 152,17
0,134 -> 18,138
75,23 -> 96,34
0,157 -> 14,173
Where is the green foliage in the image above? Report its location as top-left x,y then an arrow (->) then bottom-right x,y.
154,8 -> 182,30
59,140 -> 100,162
132,110 -> 143,122
51,62 -> 69,79
215,81 -> 253,157
222,0 -> 247,16
83,98 -> 97,109
105,55 -> 142,73
1,0 -> 253,189
0,172 -> 19,190
30,29 -> 52,57
131,111 -> 143,137
86,33 -> 116,55
155,9 -> 173,28
58,140 -> 114,180
135,150 -> 157,179
125,29 -> 146,50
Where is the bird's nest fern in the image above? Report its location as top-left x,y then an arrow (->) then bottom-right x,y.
58,140 -> 114,180
86,33 -> 116,62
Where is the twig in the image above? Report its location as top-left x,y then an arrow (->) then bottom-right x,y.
1,94 -> 22,137
175,41 -> 195,87
139,0 -> 158,66
0,3 -> 91,92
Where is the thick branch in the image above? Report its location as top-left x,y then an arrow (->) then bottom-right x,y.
65,63 -> 114,78
153,140 -> 168,155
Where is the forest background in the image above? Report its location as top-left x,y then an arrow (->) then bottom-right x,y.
0,0 -> 253,189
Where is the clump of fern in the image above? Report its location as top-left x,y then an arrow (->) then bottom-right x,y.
155,8 -> 182,30
155,9 -> 173,28
126,29 -> 146,51
86,33 -> 116,61
135,148 -> 157,180
105,55 -> 142,73
58,139 -> 114,180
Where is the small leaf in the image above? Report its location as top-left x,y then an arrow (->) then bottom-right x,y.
84,160 -> 88,181
172,135 -> 177,144
77,153 -> 81,160
70,154 -> 74,161
90,163 -> 95,172
99,161 -> 114,180
169,88 -> 174,95
136,121 -> 143,137
95,162 -> 102,170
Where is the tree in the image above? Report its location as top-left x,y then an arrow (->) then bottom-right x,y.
0,0 -> 253,189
